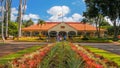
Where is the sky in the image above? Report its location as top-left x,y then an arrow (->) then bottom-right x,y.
11,0 -> 86,23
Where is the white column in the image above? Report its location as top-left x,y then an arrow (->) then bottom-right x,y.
30,31 -> 32,37
76,31 -> 77,36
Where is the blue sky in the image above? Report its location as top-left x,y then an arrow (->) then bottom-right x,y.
11,0 -> 86,22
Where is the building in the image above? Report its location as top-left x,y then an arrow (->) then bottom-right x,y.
22,22 -> 105,37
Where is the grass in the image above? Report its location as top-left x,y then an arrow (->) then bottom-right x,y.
73,40 -> 113,43
0,45 -> 41,64
72,37 -> 113,43
0,41 -> 6,45
84,46 -> 120,66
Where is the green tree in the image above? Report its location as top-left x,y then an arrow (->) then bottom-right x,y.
100,19 -> 110,26
23,19 -> 34,27
88,0 -> 120,40
37,19 -> 45,26
81,18 -> 88,34
83,2 -> 102,38
8,22 -> 18,37
84,0 -> 119,39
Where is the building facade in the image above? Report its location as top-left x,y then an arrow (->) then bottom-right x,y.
22,22 -> 105,37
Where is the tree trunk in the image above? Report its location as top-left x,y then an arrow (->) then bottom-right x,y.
95,17 -> 100,38
18,0 -> 23,38
5,0 -> 8,39
1,0 -> 5,41
8,0 -> 12,22
113,20 -> 118,40
98,16 -> 102,38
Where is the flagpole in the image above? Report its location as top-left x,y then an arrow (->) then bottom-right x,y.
62,6 -> 63,23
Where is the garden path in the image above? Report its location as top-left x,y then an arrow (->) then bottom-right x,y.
0,41 -> 50,57
74,43 -> 120,55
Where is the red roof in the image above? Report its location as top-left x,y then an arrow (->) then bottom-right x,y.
22,22 -> 105,31
22,22 -> 59,31
66,23 -> 96,31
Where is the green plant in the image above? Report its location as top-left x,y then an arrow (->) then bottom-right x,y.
39,42 -> 85,68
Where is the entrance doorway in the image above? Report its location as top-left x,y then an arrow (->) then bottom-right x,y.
59,31 -> 67,37
49,31 -> 57,37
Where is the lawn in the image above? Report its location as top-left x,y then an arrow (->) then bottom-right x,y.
0,42 -> 6,45
0,45 -> 41,65
84,46 -> 120,66
69,37 -> 113,43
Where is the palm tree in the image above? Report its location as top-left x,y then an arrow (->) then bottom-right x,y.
37,19 -> 45,26
18,0 -> 23,38
23,19 -> 34,27
18,0 -> 27,38
0,0 -> 5,41
37,19 -> 45,39
4,0 -> 12,39
5,0 -> 8,39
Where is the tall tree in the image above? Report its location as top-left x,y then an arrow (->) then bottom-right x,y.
0,0 -> 5,41
18,0 -> 23,37
98,0 -> 120,40
5,0 -> 12,39
18,0 -> 27,37
85,0 -> 120,40
84,0 -> 120,39
83,1 -> 101,38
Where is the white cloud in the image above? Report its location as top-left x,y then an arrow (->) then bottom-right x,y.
23,14 -> 40,23
47,5 -> 70,17
72,13 -> 84,21
48,13 -> 83,22
11,8 -> 18,21
0,6 -> 5,12
104,16 -> 120,26
11,7 -> 40,23
63,17 -> 74,22
47,6 -> 84,22
72,0 -> 84,6
11,8 -> 18,14
23,14 -> 39,21
104,17 -> 113,25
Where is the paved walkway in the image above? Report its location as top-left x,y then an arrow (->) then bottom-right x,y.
0,41 -> 50,57
0,40 -> 120,57
0,44 -> 34,57
74,43 -> 120,55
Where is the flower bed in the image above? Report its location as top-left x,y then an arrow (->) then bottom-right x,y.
10,44 -> 54,68
69,43 -> 118,68
6,42 -> 119,68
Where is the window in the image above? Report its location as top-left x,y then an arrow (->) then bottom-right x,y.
61,26 -> 65,29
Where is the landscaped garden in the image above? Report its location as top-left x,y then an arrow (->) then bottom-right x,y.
84,46 -> 120,66
13,36 -> 114,43
0,42 -> 119,68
